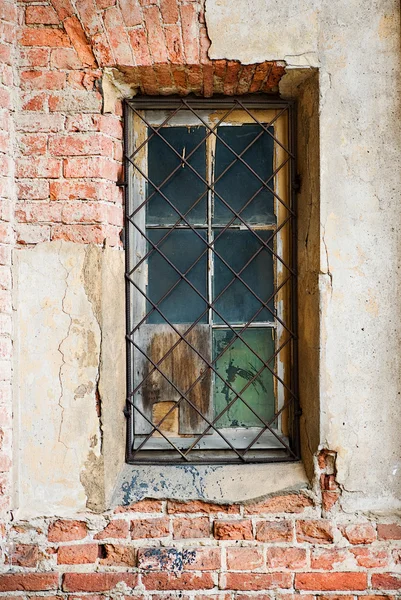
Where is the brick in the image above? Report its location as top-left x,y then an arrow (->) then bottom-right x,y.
137,546 -> 219,571
310,548 -> 349,570
131,517 -> 170,539
62,573 -> 137,592
64,16 -> 97,67
174,517 -> 210,539
58,543 -> 99,564
214,519 -> 252,540
25,5 -> 59,24
17,180 -> 49,200
180,2 -> 199,64
0,574 -> 59,592
50,48 -> 82,69
221,573 -> 292,591
296,520 -> 334,543
19,133 -> 48,156
48,91 -> 102,113
143,6 -> 168,63
0,0 -> 17,22
377,523 -> 401,540
16,158 -> 61,179
255,520 -> 293,542
94,519 -> 129,539
98,115 -> 123,139
21,69 -> 67,90
318,597 -> 355,600
168,500 -> 240,514
186,547 -> 220,571
245,494 -> 313,515
8,544 -> 39,568
351,547 -> 388,568
17,224 -> 50,244
119,0 -> 141,26
21,93 -> 48,111
64,157 -> 121,180
17,114 -> 65,133
51,224 -> 119,245
160,0 -> 178,24
48,519 -> 87,542
103,5 -> 134,65
322,491 -> 340,511
50,0 -> 74,20
49,134 -> 113,156
100,543 -> 136,566
371,573 -> 401,590
19,28 -> 71,47
226,547 -> 264,570
266,546 -> 307,569
142,573 -> 214,591
115,499 -> 163,512
342,522 -> 376,544
129,28 -> 152,66
295,572 -> 367,591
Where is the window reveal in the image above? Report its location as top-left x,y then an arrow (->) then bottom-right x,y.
124,97 -> 299,463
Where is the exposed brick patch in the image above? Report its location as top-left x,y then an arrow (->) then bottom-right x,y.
342,522 -> 377,544
48,519 -> 87,542
174,517 -> 210,539
214,519 -> 253,540
57,543 -> 99,564
168,500 -> 240,514
94,519 -> 129,539
221,573 -> 292,591
0,573 -> 59,591
131,517 -> 170,539
245,494 -> 313,514
226,547 -> 264,570
62,572 -> 138,592
142,572 -> 214,591
296,520 -> 334,544
256,520 -> 293,542
377,523 -> 401,540
295,572 -> 367,591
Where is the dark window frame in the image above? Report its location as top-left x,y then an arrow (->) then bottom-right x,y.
123,96 -> 300,465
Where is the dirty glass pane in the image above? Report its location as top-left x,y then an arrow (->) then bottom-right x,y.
212,229 -> 274,324
147,126 -> 207,225
213,328 -> 275,428
213,124 -> 275,225
147,229 -> 208,324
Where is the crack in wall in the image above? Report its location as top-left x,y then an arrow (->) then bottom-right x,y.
321,222 -> 333,294
57,248 -> 73,451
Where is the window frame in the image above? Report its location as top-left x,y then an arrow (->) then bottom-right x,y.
123,96 -> 300,465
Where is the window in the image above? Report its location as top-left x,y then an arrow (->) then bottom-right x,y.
124,97 -> 299,464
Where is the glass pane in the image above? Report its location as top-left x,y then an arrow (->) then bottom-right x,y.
213,124 -> 275,225
147,126 -> 207,225
147,229 -> 208,324
212,229 -> 274,324
213,328 -> 275,428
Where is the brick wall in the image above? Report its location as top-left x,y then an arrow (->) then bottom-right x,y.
1,495 -> 401,596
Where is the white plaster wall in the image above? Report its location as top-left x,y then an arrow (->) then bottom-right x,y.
205,0 -> 401,510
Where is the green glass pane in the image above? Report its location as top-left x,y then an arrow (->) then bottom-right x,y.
213,328 -> 275,428
147,126 -> 207,225
147,229 -> 208,324
213,124 -> 275,225
213,229 -> 274,324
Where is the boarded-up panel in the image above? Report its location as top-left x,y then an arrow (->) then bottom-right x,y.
134,324 -> 212,435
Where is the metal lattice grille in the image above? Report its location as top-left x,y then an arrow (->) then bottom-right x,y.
124,96 -> 299,464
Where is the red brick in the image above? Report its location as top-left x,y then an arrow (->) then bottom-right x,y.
22,92 -> 48,112
50,0 -> 74,20
49,133 -> 113,156
64,15 -> 97,67
48,90 -> 102,113
310,548 -> 349,570
98,115 -> 123,139
103,5 -> 134,65
8,543 -> 39,567
351,547 -> 388,568
226,547 -> 264,570
17,114 -> 64,133
186,547 -> 220,571
17,223 -> 50,244
20,48 -> 49,68
62,573 -> 137,592
131,517 -> 170,539
342,522 -> 376,544
128,28 -> 152,66
19,28 -> 71,47
168,500 -> 239,514
377,523 -> 401,540
318,597 -> 355,600
143,6 -> 168,63
0,574 -> 59,592
100,543 -> 136,566
160,0 -> 178,24
223,61 -> 242,95
64,157 -> 121,180
245,494 -> 313,515
119,0 -> 141,27
371,573 -> 401,590
221,573 -> 292,591
50,48 -> 82,69
266,546 -> 307,569
50,180 -> 115,202
295,572 -> 367,591
296,520 -> 334,544
115,499 -> 163,513
214,520 -> 252,540
16,158 -> 61,179
322,491 -> 340,511
51,223 -> 119,245
255,520 -> 293,542
236,64 -> 255,95
48,519 -> 87,542
174,517 -> 210,539
19,133 -> 48,156
25,5 -> 59,24
58,543 -> 99,564
180,3 -> 199,64
143,573 -> 214,591
94,519 -> 129,539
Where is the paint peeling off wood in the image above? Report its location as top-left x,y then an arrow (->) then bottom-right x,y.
152,401 -> 179,436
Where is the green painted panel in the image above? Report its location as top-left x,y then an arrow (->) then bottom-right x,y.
213,328 -> 275,428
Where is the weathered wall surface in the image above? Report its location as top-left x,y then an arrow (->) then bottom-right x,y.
1,0 -> 401,596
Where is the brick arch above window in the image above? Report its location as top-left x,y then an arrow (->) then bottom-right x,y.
36,0 -> 286,96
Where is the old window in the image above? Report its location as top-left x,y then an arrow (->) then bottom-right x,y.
124,97 -> 299,464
